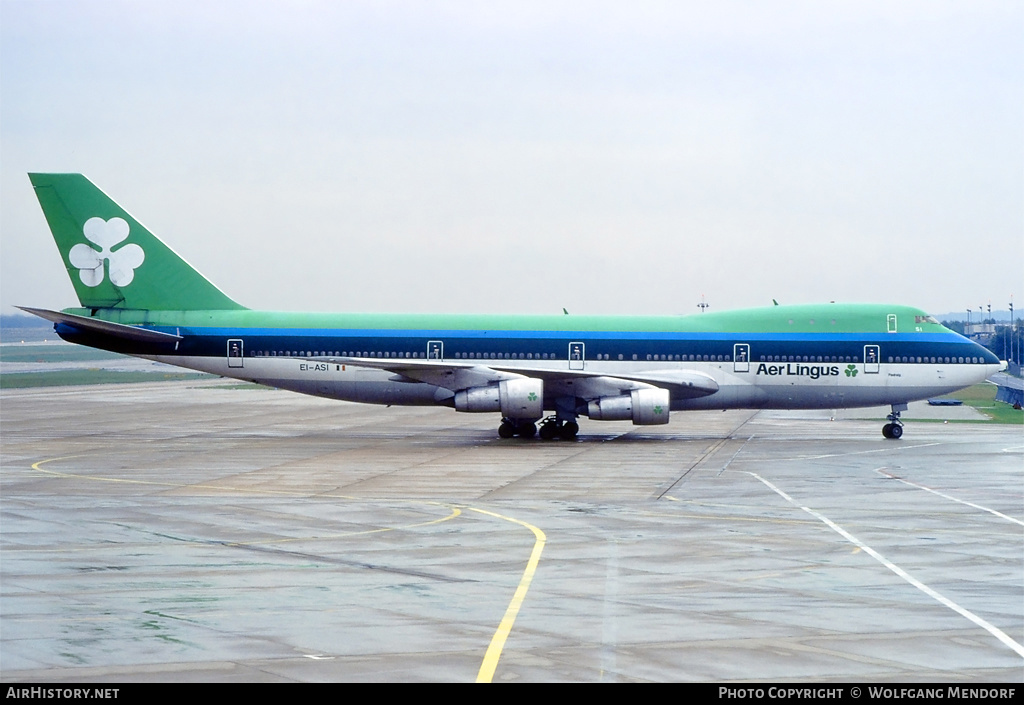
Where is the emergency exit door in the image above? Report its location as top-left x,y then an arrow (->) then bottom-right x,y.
734,344 -> 750,373
227,339 -> 244,368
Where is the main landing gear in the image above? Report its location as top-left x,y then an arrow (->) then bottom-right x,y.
882,403 -> 907,439
538,416 -> 578,440
498,418 -> 536,439
498,416 -> 578,440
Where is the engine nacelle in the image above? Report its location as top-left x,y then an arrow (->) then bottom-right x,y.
454,378 -> 544,420
587,388 -> 670,425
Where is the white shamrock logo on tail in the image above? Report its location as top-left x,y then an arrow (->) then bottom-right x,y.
69,217 -> 145,287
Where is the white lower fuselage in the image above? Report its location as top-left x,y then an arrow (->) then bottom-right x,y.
150,353 -> 998,412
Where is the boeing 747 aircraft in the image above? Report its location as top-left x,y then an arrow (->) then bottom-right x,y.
21,173 -> 1002,440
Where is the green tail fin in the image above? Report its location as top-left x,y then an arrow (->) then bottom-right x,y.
29,173 -> 244,311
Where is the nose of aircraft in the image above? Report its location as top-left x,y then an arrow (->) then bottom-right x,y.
974,341 -> 1001,366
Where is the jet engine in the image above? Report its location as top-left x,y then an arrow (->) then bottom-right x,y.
454,378 -> 544,419
587,388 -> 670,425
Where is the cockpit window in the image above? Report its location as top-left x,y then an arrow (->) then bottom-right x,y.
915,315 -> 939,325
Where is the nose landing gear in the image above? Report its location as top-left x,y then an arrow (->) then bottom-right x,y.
882,403 -> 907,439
882,421 -> 903,439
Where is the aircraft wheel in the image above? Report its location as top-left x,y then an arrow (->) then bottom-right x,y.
560,421 -> 579,440
498,422 -> 515,439
882,423 -> 893,439
519,422 -> 537,439
888,423 -> 903,439
539,422 -> 558,440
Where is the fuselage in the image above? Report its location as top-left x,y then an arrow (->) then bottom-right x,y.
53,302 -> 1000,414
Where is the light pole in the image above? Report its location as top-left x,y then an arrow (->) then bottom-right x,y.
1010,299 -> 1015,365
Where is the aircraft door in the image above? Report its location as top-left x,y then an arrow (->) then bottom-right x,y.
863,345 -> 880,374
227,339 -> 244,368
427,340 -> 444,360
568,342 -> 585,370
733,344 -> 750,373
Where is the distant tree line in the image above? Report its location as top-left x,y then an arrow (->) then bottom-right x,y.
0,314 -> 51,330
942,318 -> 1024,365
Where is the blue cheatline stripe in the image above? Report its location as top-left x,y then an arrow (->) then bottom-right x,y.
157,327 -> 966,344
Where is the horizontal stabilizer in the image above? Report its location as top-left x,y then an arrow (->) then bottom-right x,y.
17,306 -> 182,344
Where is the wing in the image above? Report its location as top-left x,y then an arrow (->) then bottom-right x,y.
317,356 -> 719,401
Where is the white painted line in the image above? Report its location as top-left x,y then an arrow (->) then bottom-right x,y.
875,468 -> 1024,528
757,442 -> 944,463
749,472 -> 1024,660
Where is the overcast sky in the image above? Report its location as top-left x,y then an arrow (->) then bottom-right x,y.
2,1 -> 1021,318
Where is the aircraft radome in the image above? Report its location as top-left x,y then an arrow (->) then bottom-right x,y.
21,173 -> 1003,441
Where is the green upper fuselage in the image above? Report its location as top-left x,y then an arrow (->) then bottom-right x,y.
54,301 -> 998,370
66,302 -> 944,335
